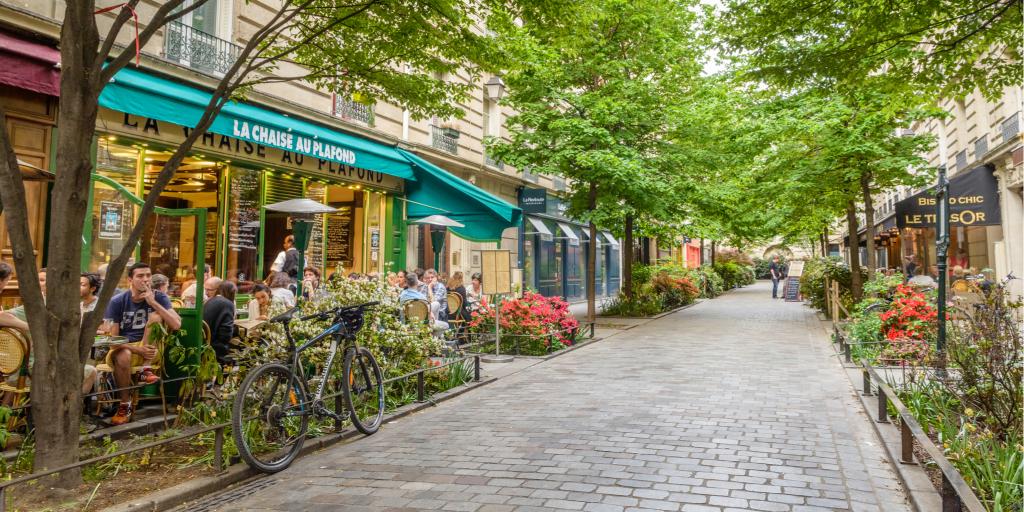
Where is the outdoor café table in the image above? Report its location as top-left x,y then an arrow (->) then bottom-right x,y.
91,335 -> 130,361
235,318 -> 266,341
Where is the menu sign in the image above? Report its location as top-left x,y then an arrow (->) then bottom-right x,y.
99,201 -> 125,239
227,170 -> 260,252
306,183 -> 326,270
326,206 -> 354,267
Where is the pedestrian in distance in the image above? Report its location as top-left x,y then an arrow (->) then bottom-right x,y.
769,255 -> 784,299
268,235 -> 300,283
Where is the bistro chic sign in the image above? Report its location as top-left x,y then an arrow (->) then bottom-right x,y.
97,109 -> 401,191
895,165 -> 1001,229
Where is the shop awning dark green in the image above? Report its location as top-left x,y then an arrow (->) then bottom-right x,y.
99,68 -> 416,180
400,150 -> 522,242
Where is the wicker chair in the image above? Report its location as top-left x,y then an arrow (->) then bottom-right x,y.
94,336 -> 165,418
402,300 -> 431,324
447,292 -> 466,340
0,328 -> 30,406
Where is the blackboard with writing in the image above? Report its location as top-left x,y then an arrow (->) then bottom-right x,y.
784,277 -> 801,302
325,206 -> 353,267
227,170 -> 260,252
306,183 -> 326,269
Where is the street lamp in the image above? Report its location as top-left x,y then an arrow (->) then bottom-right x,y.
264,198 -> 337,301
485,76 -> 506,101
934,165 -> 950,371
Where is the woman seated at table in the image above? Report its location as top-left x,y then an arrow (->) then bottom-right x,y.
269,272 -> 296,308
247,283 -> 272,321
203,281 -> 237,364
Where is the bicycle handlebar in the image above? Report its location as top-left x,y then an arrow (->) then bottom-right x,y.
277,301 -> 382,324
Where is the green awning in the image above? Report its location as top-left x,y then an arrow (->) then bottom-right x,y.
400,150 -> 522,242
99,68 -> 416,180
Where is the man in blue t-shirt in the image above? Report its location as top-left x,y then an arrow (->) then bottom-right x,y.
103,262 -> 182,425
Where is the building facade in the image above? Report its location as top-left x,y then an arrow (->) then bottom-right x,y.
0,0 -> 621,304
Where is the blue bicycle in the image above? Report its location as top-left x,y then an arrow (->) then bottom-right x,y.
231,301 -> 385,473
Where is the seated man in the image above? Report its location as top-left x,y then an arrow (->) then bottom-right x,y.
104,262 -> 182,425
203,280 -> 237,365
399,274 -> 448,336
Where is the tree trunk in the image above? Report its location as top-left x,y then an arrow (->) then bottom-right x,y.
846,201 -> 863,302
820,227 -> 827,257
586,181 -> 597,323
699,238 -> 704,265
710,240 -> 716,266
860,172 -> 876,283
623,213 -> 634,300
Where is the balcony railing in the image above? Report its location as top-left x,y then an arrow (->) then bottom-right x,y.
484,153 -> 505,170
430,125 -> 459,154
163,20 -> 241,76
1002,113 -> 1019,144
974,136 -> 988,160
334,95 -> 373,125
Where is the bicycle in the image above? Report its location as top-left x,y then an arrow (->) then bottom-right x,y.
231,301 -> 385,473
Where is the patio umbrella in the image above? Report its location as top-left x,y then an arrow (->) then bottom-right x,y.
409,214 -> 464,228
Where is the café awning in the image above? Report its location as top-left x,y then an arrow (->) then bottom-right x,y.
556,222 -> 580,242
525,217 -> 553,236
0,30 -> 60,96
400,150 -> 523,242
99,68 -> 416,180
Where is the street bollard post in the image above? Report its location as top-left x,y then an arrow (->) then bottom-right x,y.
214,425 -> 225,472
877,388 -> 890,423
862,369 -> 872,396
901,419 -> 915,464
474,355 -> 480,382
416,371 -> 425,402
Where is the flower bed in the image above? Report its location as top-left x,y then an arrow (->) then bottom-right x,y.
466,291 -> 579,355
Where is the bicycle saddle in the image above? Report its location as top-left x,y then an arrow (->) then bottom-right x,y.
270,306 -> 300,324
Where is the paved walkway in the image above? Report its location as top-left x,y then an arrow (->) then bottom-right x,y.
204,282 -> 909,512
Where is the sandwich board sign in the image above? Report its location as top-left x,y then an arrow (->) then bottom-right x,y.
481,250 -> 512,295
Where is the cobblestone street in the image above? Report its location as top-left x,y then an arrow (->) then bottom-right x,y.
208,283 -> 910,512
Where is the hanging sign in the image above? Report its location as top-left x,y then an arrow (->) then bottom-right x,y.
519,188 -> 547,214
99,201 -> 125,239
895,165 -> 1001,229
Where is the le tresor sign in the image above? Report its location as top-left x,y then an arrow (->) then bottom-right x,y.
895,165 -> 1001,229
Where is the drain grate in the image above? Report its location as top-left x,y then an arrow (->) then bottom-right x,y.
176,477 -> 279,512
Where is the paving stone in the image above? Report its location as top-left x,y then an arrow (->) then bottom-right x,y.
182,283 -> 911,512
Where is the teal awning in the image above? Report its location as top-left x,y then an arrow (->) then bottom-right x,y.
400,150 -> 522,242
99,68 -> 416,180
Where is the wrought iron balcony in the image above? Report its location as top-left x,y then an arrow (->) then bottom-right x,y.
484,153 -> 505,170
334,95 -> 374,125
430,125 -> 459,154
163,20 -> 241,76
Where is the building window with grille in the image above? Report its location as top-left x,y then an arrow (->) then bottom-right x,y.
955,149 -> 967,171
163,0 -> 240,76
333,93 -> 374,125
973,136 -> 988,160
1002,113 -> 1020,143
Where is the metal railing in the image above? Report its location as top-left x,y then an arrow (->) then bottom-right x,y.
430,125 -> 459,154
859,361 -> 987,512
456,324 -> 594,357
334,95 -> 373,125
0,355 -> 481,510
484,153 -> 504,169
163,20 -> 241,76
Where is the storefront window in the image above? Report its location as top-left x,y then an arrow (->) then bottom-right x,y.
225,166 -> 262,290
89,142 -> 139,273
365,191 -> 384,274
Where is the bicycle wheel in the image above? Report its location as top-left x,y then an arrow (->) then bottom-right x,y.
232,363 -> 309,473
342,347 -> 385,435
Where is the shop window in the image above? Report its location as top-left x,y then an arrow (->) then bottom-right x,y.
974,136 -> 988,160
89,142 -> 140,275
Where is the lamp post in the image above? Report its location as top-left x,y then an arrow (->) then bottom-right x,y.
264,198 -> 337,301
934,165 -> 949,370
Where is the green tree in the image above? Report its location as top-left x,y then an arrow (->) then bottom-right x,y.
0,0 -> 568,485
489,0 -> 705,314
717,0 -> 1022,100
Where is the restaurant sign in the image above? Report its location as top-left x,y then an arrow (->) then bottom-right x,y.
97,109 -> 402,191
895,165 -> 1001,229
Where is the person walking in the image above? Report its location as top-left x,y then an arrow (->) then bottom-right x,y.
769,255 -> 783,299
268,235 -> 300,283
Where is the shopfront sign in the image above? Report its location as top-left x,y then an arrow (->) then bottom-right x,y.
519,187 -> 547,213
896,165 -> 1001,229
97,109 -> 402,191
98,201 -> 125,239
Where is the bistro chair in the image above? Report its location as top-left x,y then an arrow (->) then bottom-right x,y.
402,300 -> 431,324
0,328 -> 31,412
94,337 -> 165,418
446,291 -> 466,339
170,297 -> 185,309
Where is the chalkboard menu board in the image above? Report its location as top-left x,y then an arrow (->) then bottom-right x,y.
783,260 -> 804,302
204,211 -> 218,267
226,168 -> 261,282
306,183 -> 326,269
326,206 -> 353,267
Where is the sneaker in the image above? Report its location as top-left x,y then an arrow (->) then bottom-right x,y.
138,368 -> 160,385
111,402 -> 133,426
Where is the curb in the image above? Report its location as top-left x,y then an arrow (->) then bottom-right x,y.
820,317 -> 941,512
103,376 -> 498,512
597,298 -> 703,322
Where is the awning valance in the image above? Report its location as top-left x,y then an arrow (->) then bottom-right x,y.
556,222 -> 580,242
99,68 -> 416,180
0,30 -> 60,96
400,150 -> 523,242
602,231 -> 620,246
895,164 -> 1000,229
